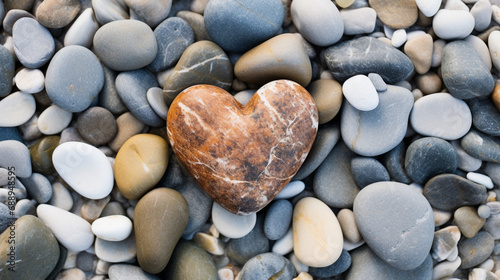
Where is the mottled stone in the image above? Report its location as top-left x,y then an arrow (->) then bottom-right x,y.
458,231 -> 495,269
0,140 -> 31,178
369,0 -> 418,29
12,17 -> 55,68
135,188 -> 188,274
227,214 -> 269,264
29,135 -> 58,175
0,44 -> 14,97
167,80 -> 318,214
35,0 -> 80,28
76,107 -> 117,145
469,97 -> 500,137
123,0 -> 171,28
461,130 -> 500,163
237,252 -> 296,280
432,226 -> 461,261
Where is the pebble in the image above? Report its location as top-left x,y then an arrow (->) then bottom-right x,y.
291,0 -> 343,46
490,31 -> 500,72
0,215 -> 60,280
264,199 -> 293,240
441,40 -> 494,99
391,29 -> 407,48
163,240 -> 218,279
37,105 -> 73,135
146,87 -> 168,120
0,44 -> 14,97
18,115 -> 40,142
478,205 -> 491,219
227,214 -> 269,264
341,85 -> 414,156
134,188 -> 188,274
324,36 -> 414,83
459,231 -> 495,269
338,208 -> 362,244
381,141 -> 412,184
19,172 -> 52,204
193,232 -> 224,255
431,39 -> 446,67
237,252 -> 296,280
163,40 -> 233,104
404,33 -> 433,74
405,137 -> 458,185
108,112 -> 145,152
354,182 -> 434,270
37,204 -> 94,252
455,206 -> 486,238
176,178 -> 212,238
469,97 -> 500,137
369,0 -> 418,29
49,182 -> 73,211
29,135 -> 59,175
444,0 -> 468,10
484,163 -> 500,186
467,172 -> 494,189
309,249 -> 351,277
176,10 -> 210,41
12,17 -> 55,68
91,215 -> 132,242
98,65 -> 127,115
433,10 -> 475,40
14,68 -> 44,94
416,0 -> 441,17
91,0 -> 129,26
484,203 -> 500,239
64,8 -> 99,48
272,227 -> 293,255
2,9 -> 35,35
234,33 -> 311,87
52,141 -> 114,199
432,226 -> 461,261
307,79 -> 343,124
35,0 -> 80,28
342,75 -> 379,111
432,257 -> 462,280
414,72 -> 442,95
461,130 -> 500,162
293,197 -> 343,267
0,140 -> 31,178
94,233 -> 136,263
466,35 -> 492,71
212,202 -> 257,239
275,180 -> 306,199
108,264 -> 160,280
93,20 -> 157,71
471,0 -> 492,32
204,0 -> 283,52
114,134 -> 168,200
0,91 -> 35,127
367,73 -> 387,92
123,0 -> 171,28
76,107 -> 117,145
12,198 -> 34,217
351,157 -> 390,189
340,7 -> 376,35
45,45 -> 104,113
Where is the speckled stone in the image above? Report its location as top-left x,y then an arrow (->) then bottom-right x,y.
368,0 -> 418,29
162,240 -> 217,280
237,252 -> 296,280
469,97 -> 500,137
458,231 -> 495,269
461,129 -> 500,163
167,80 -> 318,214
12,17 -> 55,68
35,0 -> 80,28
76,107 -> 117,146
29,135 -> 59,175
0,44 -> 14,97
307,79 -> 343,124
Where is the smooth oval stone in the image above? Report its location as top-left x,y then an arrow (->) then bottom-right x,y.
2,9 -> 35,35
76,106 -> 117,145
108,264 -> 160,280
93,20 -> 158,71
405,137 -> 458,185
163,240 -> 217,280
307,79 -> 343,124
353,182 -> 434,270
275,180 -> 306,199
410,93 -> 472,140
52,142 -> 114,199
324,36 -> 414,83
404,33 -> 433,74
64,8 -> 99,48
176,179 -> 212,238
342,74 -> 379,111
369,0 -> 418,29
458,231 -> 494,269
461,130 -> 500,163
38,105 -> 73,135
227,214 -> 269,264
108,112 -> 146,152
234,34 -> 311,87
135,188 -> 189,274
95,233 -> 136,263
338,208 -> 362,243
91,0 -> 128,25
466,172 -> 494,189
433,10 -> 475,40
424,174 -> 487,211
212,202 -> 256,239
115,134 -> 168,200
0,44 -> 14,97
0,215 -> 59,280
346,245 -> 433,280
45,45 -> 104,113
237,252 -> 296,280
49,182 -> 73,211
35,0 -> 80,28
29,135 -> 58,175
163,40 -> 233,104
92,215 -> 132,242
291,0 -> 343,46
37,204 -> 94,252
468,98 -> 500,137
264,199 -> 293,240
0,140 -> 31,178
341,85 -> 414,157
98,65 -> 127,115
441,40 -> 494,99
272,227 -> 293,255
340,7 -> 377,35
123,0 -> 171,28
351,157 -> 390,189
12,17 -> 55,68
293,197 -> 343,267
146,87 -> 168,120
204,0 -> 283,53
0,91 -> 35,127
14,68 -> 44,94
19,172 -> 52,204
309,249 -> 351,277
454,206 -> 485,238
149,17 -> 194,72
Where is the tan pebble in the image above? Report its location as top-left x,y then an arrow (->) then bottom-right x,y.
377,36 -> 392,46
369,0 -> 418,29
415,72 -> 442,95
404,33 -> 433,74
55,268 -> 86,280
434,208 -> 453,227
209,224 -> 220,238
454,206 -> 486,238
108,112 -> 146,152
95,259 -> 110,275
492,84 -> 500,112
81,196 -> 110,223
337,208 -> 362,243
193,232 -> 225,255
293,272 -> 314,280
307,79 -> 343,124
336,0 -> 355,8
115,134 -> 168,200
412,89 -> 424,101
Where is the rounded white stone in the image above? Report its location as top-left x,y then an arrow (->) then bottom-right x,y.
465,35 -> 492,70
92,215 -> 133,241
146,87 -> 168,119
342,75 -> 379,111
340,7 -> 376,35
488,31 -> 500,72
38,104 -> 73,135
64,8 -> 100,48
95,234 -> 137,263
433,10 -> 475,40
493,5 -> 500,25
452,140 -> 482,172
49,182 -> 74,211
218,268 -> 234,280
410,93 -> 472,140
212,202 -> 256,239
416,0 -> 441,17
272,227 -> 293,255
14,68 -> 44,94
391,29 -> 407,48
470,0 -> 492,32
0,91 -> 36,127
293,197 -> 343,267
275,180 -> 305,200
445,0 -> 470,11
36,204 -> 94,252
467,172 -> 494,189
52,142 -> 114,199
432,257 -> 461,280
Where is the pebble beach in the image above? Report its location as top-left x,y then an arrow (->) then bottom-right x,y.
1,0 -> 500,279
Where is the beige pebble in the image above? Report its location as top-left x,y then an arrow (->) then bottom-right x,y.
415,72 -> 442,95
193,232 -> 225,255
293,272 -> 314,280
337,208 -> 362,243
404,33 -> 433,74
307,79 -> 343,124
108,112 -> 146,152
81,196 -> 111,223
55,268 -> 86,280
434,208 -> 453,227
336,0 -> 355,8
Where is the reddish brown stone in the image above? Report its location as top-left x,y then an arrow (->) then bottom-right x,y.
167,80 -> 318,215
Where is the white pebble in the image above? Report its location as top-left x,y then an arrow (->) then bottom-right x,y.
146,87 -> 168,119
433,10 -> 475,40
14,68 -> 44,94
432,257 -> 461,280
445,0 -> 469,11
416,0 -> 441,17
275,180 -> 305,199
49,182 -> 74,211
492,5 -> 500,25
467,172 -> 494,189
272,227 -> 293,255
92,215 -> 133,241
218,268 -> 234,280
478,258 -> 495,271
212,202 -> 256,239
391,29 -> 407,48
38,104 -> 73,135
489,31 -> 500,73
340,7 -> 377,35
469,268 -> 487,280
470,0 -> 492,31
342,74 -> 379,111
0,91 -> 36,127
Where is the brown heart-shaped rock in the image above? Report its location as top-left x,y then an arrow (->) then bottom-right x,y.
167,80 -> 318,214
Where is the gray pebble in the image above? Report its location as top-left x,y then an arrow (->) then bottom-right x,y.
468,97 -> 500,137
12,17 -> 54,68
227,214 -> 269,265
176,179 -> 212,239
458,231 -> 495,269
0,44 -> 14,97
98,65 -> 127,115
368,72 -> 387,92
309,249 -> 351,277
461,129 -> 500,162
351,157 -> 390,189
237,252 -> 296,280
0,140 -> 31,178
381,141 -> 412,184
108,264 -> 160,280
76,106 -> 117,146
264,199 -> 293,240
2,9 -> 35,35
478,205 -> 491,219
19,172 -> 52,204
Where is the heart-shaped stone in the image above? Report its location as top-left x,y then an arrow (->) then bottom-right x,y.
167,80 -> 318,214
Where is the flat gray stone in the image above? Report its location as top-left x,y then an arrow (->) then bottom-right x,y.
264,199 -> 293,241
351,157 -> 390,189
0,140 -> 31,178
381,141 -> 412,184
12,17 -> 54,68
468,97 -> 500,137
458,231 -> 495,269
19,172 -> 52,204
0,44 -> 14,97
461,129 -> 500,163
177,179 -> 212,239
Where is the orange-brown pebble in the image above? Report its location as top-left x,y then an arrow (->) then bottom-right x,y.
492,84 -> 500,112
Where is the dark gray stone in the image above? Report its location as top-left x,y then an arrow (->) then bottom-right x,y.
150,17 -> 194,72
108,264 -> 160,280
309,249 -> 351,277
176,179 -> 212,239
441,40 -> 494,99
45,45 -> 104,113
381,141 -> 412,184
468,98 -> 500,137
19,172 -> 52,204
0,44 -> 14,97
115,69 -> 164,127
423,174 -> 487,211
461,129 -> 500,163
294,121 -> 340,180
158,153 -> 188,189
0,127 -> 22,142
324,36 -> 414,83
263,199 -> 292,240
227,213 -> 269,265
204,0 -> 284,53
12,17 -> 54,68
98,65 -> 127,115
237,252 -> 296,280
76,106 -> 118,146
353,182 -> 435,270
176,10 -> 211,41
313,142 -> 359,208
405,137 -> 458,185
351,157 -> 390,189
458,231 -> 495,269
